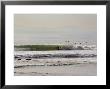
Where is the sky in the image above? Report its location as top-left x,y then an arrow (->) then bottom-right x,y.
14,14 -> 97,45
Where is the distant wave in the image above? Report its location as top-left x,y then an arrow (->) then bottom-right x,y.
15,45 -> 97,51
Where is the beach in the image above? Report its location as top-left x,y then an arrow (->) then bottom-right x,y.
14,62 -> 97,76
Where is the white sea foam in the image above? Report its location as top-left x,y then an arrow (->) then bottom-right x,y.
15,49 -> 97,58
14,49 -> 97,68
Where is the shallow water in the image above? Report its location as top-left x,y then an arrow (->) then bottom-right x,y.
14,50 -> 97,76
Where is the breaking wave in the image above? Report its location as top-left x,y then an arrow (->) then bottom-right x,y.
15,45 -> 97,51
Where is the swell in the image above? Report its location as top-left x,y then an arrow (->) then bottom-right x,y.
15,45 -> 97,51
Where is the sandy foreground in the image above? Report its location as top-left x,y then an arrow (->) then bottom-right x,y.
14,63 -> 97,76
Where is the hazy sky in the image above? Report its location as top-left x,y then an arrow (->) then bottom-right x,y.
14,14 -> 97,45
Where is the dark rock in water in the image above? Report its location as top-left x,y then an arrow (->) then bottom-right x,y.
14,55 -> 23,58
26,59 -> 31,60
15,56 -> 19,58
18,59 -> 21,60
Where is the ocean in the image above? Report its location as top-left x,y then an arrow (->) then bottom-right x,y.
14,45 -> 97,76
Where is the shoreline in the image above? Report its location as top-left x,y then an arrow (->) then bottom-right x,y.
14,63 -> 97,76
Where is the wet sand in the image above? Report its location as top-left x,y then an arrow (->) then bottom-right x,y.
14,63 -> 97,76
